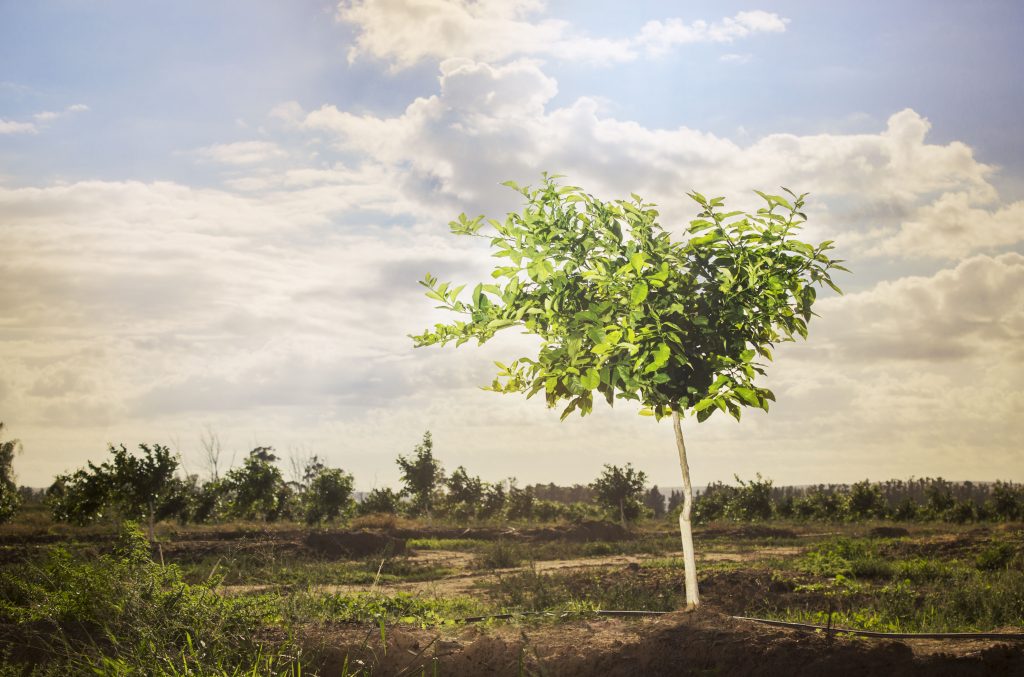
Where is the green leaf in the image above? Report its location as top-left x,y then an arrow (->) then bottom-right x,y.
693,398 -> 715,412
644,343 -> 671,373
630,282 -> 649,305
629,252 -> 646,274
733,387 -> 760,407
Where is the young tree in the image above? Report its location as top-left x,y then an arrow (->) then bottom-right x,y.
396,431 -> 444,516
666,489 -> 684,514
644,485 -> 666,519
444,465 -> 485,518
591,463 -> 647,527
107,443 -> 181,539
47,443 -> 183,537
48,467 -> 110,525
303,459 -> 356,524
357,487 -> 403,515
505,479 -> 534,520
412,176 -> 844,607
224,447 -> 286,521
0,423 -> 22,524
848,479 -> 887,519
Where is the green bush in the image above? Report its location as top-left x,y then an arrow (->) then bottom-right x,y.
976,542 -> 1018,571
357,487 -> 403,515
725,474 -> 773,521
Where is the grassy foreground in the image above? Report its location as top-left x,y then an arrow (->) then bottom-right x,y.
1,519 -> 1022,674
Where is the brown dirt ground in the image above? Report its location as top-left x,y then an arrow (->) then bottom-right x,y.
218,546 -> 803,598
308,608 -> 1024,676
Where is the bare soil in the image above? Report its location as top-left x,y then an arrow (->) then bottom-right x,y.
310,608 -> 1024,676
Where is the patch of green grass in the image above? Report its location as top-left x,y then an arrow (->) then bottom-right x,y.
891,557 -> 962,583
475,539 -> 525,569
976,541 -> 1020,571
280,591 -> 488,627
179,553 -> 452,587
0,523 -> 314,675
486,565 -> 682,613
761,565 -> 1024,633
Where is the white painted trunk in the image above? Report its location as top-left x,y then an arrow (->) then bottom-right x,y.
672,410 -> 700,608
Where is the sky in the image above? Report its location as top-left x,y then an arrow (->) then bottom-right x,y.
1,0 -> 1022,490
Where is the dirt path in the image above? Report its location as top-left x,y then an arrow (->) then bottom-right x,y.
220,546 -> 804,598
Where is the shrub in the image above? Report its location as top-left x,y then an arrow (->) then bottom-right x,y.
476,539 -> 525,569
693,481 -> 734,524
223,447 -> 287,521
848,479 -> 887,519
304,467 -> 355,524
989,482 -> 1023,521
892,497 -> 919,521
0,423 -> 21,524
358,487 -> 403,515
725,474 -> 774,521
976,542 -> 1018,571
505,484 -> 534,520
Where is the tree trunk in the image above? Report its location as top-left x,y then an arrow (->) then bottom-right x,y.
672,410 -> 700,608
619,498 -> 626,528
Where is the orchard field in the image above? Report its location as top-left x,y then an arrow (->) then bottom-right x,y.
2,497 -> 1023,675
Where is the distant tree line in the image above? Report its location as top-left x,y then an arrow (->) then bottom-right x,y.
689,475 -> 1024,524
18,430 -> 644,529
2,424 -> 1023,529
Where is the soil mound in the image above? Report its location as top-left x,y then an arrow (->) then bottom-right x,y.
527,520 -> 635,542
303,531 -> 406,559
870,526 -> 911,538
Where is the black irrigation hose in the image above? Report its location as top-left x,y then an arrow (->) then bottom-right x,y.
453,610 -> 1024,641
730,616 -> 1024,641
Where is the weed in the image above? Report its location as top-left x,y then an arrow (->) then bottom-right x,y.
476,539 -> 525,569
281,591 -> 486,627
0,522 -> 313,674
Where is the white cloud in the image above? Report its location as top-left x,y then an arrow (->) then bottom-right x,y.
818,253 -> 1024,363
337,0 -> 788,69
637,11 -> 788,56
2,104 -> 88,134
0,118 -> 37,135
719,53 -> 752,65
194,140 -> 287,165
295,60 -> 1017,260
868,192 -> 1024,259
747,253 -> 1024,479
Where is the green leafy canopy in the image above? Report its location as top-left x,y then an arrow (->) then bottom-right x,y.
411,174 -> 846,423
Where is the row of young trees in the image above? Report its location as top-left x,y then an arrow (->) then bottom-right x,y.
691,475 -> 1024,524
46,444 -> 356,537
7,426 -> 1024,530
26,430 -> 658,530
